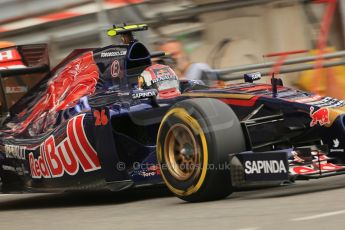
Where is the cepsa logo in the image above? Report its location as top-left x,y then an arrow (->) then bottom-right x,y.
28,114 -> 101,179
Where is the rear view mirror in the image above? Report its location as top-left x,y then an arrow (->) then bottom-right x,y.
244,72 -> 261,83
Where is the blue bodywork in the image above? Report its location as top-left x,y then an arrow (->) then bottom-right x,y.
2,38 -> 345,192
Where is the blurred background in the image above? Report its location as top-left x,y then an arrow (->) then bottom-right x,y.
0,0 -> 345,96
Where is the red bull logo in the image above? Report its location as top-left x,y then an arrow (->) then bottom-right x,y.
310,107 -> 330,127
28,114 -> 101,179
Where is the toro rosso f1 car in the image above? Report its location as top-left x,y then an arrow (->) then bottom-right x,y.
1,24 -> 345,202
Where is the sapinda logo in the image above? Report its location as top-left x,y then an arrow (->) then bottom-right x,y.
28,114 -> 101,179
244,160 -> 287,174
132,90 -> 157,99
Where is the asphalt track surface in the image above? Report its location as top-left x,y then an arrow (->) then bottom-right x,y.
1,176 -> 345,230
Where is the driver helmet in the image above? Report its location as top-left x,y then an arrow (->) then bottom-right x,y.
138,64 -> 181,99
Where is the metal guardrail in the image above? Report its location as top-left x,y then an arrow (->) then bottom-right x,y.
156,0 -> 283,21
203,50 -> 345,81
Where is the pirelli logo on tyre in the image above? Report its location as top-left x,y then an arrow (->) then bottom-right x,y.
239,152 -> 289,181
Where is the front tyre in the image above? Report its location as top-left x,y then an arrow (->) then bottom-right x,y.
157,98 -> 246,202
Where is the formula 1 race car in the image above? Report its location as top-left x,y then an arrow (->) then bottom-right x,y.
1,24 -> 345,202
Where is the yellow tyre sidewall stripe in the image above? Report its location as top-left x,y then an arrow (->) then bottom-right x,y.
157,107 -> 208,197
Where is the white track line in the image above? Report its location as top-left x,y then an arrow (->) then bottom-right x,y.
291,210 -> 345,221
237,228 -> 260,230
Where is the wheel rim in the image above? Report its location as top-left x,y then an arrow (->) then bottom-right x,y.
164,123 -> 201,181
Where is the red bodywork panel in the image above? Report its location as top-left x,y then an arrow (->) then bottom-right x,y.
6,51 -> 99,134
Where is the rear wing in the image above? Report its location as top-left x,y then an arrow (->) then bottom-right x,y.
0,44 -> 50,116
202,50 -> 345,82
0,44 -> 49,76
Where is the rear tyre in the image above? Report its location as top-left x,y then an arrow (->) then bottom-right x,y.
157,98 -> 246,202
